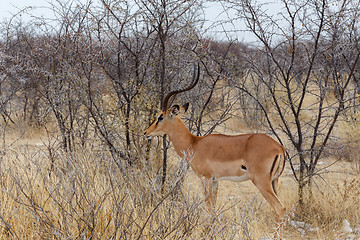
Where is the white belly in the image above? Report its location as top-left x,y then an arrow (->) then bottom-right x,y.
215,174 -> 250,182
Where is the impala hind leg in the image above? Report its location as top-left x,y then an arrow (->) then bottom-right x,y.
272,177 -> 279,195
252,178 -> 286,222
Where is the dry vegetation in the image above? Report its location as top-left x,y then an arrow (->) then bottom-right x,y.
0,118 -> 359,239
1,0 -> 360,239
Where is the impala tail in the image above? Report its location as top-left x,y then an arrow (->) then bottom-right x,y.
270,146 -> 286,195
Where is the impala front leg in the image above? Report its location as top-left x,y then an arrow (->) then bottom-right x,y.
202,176 -> 218,212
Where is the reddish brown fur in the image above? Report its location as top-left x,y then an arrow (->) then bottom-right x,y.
145,105 -> 286,220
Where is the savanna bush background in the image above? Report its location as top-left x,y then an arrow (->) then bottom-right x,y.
0,0 -> 360,239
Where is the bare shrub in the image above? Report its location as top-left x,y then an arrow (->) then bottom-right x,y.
225,0 -> 360,203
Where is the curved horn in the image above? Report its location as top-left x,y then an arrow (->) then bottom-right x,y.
162,63 -> 200,112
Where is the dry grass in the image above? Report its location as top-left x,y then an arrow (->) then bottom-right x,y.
0,125 -> 359,239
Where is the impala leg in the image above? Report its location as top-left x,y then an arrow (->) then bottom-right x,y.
272,177 -> 279,195
252,178 -> 286,222
212,178 -> 219,206
202,177 -> 218,212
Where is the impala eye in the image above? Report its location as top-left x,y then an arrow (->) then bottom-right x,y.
157,114 -> 164,122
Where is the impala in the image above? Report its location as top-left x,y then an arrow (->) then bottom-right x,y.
144,64 -> 286,220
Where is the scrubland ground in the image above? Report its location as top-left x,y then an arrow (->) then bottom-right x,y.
0,125 -> 359,240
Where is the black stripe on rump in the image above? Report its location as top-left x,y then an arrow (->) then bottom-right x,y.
270,155 -> 279,178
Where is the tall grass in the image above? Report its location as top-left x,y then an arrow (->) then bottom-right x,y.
0,130 -> 359,239
0,142 -> 269,239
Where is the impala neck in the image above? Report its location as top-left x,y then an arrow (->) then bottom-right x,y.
166,117 -> 197,160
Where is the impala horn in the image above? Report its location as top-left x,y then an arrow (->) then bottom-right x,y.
162,63 -> 200,112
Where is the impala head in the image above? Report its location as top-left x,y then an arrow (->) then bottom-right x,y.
144,63 -> 200,140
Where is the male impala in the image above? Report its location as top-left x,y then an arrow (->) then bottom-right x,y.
144,64 -> 286,220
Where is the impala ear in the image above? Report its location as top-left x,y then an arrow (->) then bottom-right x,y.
170,103 -> 189,117
169,105 -> 180,117
180,103 -> 189,114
